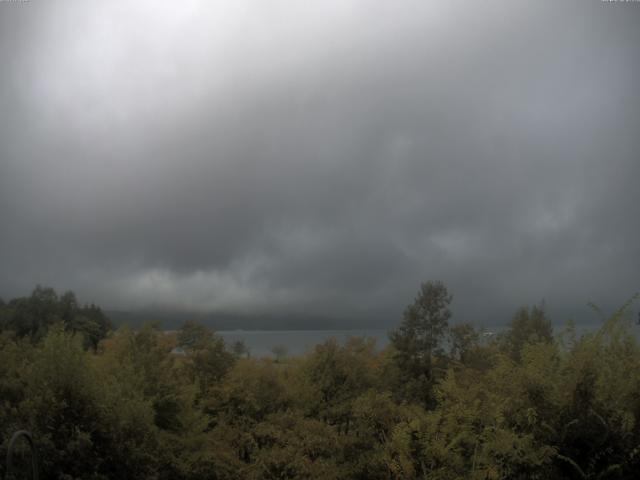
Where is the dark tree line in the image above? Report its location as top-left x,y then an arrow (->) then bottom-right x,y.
0,286 -> 111,348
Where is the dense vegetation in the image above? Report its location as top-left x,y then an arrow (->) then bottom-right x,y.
1,284 -> 640,479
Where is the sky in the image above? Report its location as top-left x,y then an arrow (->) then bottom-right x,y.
0,0 -> 639,327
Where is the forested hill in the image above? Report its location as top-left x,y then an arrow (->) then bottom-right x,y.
1,284 -> 640,479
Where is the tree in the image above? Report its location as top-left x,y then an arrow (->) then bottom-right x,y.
232,340 -> 250,358
501,304 -> 553,361
214,358 -> 291,423
271,345 -> 288,363
389,280 -> 452,406
0,287 -> 111,348
449,322 -> 480,365
177,320 -> 214,351
299,337 -> 378,433
6,286 -> 60,340
178,320 -> 235,396
24,325 -> 105,478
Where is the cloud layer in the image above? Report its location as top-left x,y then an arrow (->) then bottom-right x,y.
1,0 -> 639,325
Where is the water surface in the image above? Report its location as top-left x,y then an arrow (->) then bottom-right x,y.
217,329 -> 389,358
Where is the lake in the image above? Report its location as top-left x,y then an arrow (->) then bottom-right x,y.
217,329 -> 390,358
217,322 -> 638,358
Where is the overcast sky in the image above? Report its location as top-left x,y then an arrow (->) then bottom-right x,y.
0,0 -> 638,326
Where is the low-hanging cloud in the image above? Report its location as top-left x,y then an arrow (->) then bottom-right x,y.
1,0 -> 638,326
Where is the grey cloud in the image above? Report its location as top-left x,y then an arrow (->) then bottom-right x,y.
0,0 -> 638,326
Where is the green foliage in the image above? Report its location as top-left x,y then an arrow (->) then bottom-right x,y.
0,286 -> 111,348
270,344 -> 288,363
212,358 -> 292,423
299,337 -> 379,434
1,287 -> 640,479
178,320 -> 236,397
231,340 -> 249,358
389,280 -> 452,406
500,304 -> 553,361
449,322 -> 480,365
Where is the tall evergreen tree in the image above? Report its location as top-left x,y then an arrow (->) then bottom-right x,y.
389,280 -> 452,406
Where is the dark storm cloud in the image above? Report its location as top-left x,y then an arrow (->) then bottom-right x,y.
1,0 -> 638,325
